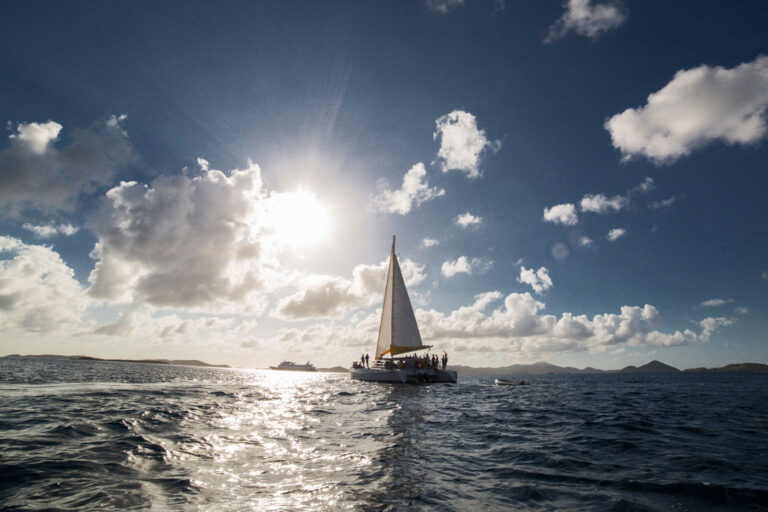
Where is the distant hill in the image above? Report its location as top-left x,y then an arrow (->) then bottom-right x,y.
618,360 -> 679,373
317,366 -> 350,373
451,361 -> 604,376
0,354 -> 230,368
684,363 -> 768,373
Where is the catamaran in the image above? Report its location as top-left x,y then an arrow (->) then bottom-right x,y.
350,237 -> 457,384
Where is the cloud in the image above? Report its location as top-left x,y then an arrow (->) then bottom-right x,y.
0,116 -> 133,215
605,55 -> 768,163
518,266 -> 553,294
9,120 -> 62,154
418,297 -> 707,355
578,236 -> 593,247
699,316 -> 734,341
699,298 -> 733,308
580,193 -> 628,213
454,211 -> 483,228
274,276 -> 364,320
543,203 -> 578,225
441,256 -> 473,278
579,177 -> 653,215
22,223 -> 79,239
632,176 -> 655,194
607,228 -> 626,241
274,312 -> 381,352
422,238 -> 439,248
546,0 -> 626,43
649,197 -> 676,210
441,256 -> 491,278
734,306 -> 749,315
372,163 -> 445,215
91,306 -> 245,347
434,110 -> 500,178
87,161 -> 272,312
762,271 -> 768,281
265,292 -> 734,362
0,236 -> 88,333
273,257 -> 426,320
426,0 -> 464,13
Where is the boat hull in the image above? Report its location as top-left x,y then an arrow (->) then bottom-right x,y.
494,378 -> 528,385
350,367 -> 457,384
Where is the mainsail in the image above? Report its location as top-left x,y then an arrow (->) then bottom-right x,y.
375,237 -> 429,359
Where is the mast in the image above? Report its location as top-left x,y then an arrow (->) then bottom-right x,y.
375,236 -> 396,359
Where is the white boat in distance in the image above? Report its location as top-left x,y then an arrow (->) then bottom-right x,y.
269,361 -> 316,372
351,237 -> 457,384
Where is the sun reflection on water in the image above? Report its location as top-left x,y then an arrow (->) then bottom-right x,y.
159,370 -> 388,510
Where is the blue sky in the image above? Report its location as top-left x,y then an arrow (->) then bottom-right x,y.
1,0 -> 766,369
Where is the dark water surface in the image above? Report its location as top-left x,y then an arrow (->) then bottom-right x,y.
1,357 -> 766,511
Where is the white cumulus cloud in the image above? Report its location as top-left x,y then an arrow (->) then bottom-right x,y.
434,110 -> 500,178
546,0 -> 626,43
417,298 -> 706,355
605,55 -> 768,163
0,236 -> 88,333
699,316 -> 734,341
441,256 -> 492,278
518,266 -> 553,294
87,161 -> 272,312
580,193 -> 628,213
9,120 -> 62,154
442,256 -> 473,278
543,203 -> 578,225
372,163 -> 445,215
454,211 -> 483,228
422,238 -> 439,248
22,223 -> 79,239
607,228 -> 626,241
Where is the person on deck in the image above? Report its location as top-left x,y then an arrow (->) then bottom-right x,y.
365,354 -> 369,368
442,352 -> 447,370
361,355 -> 365,367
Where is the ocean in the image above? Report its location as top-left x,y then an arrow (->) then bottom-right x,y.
1,357 -> 766,511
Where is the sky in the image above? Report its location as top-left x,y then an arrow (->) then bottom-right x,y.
0,0 -> 766,370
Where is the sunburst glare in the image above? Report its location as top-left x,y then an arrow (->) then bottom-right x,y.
265,189 -> 330,249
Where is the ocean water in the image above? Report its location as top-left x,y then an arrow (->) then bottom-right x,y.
1,358 -> 766,511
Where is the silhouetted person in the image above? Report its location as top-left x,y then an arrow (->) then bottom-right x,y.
365,354 -> 369,368
361,354 -> 365,367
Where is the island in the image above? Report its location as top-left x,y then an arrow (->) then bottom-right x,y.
0,354 -> 230,368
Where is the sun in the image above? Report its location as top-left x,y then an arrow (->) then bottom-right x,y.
265,188 -> 330,249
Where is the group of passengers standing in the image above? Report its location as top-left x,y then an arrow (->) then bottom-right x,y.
355,352 -> 448,371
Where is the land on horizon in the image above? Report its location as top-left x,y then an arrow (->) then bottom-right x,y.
3,354 -> 766,375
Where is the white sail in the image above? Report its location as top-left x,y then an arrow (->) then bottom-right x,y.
375,237 -> 427,359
